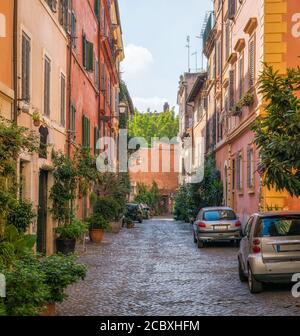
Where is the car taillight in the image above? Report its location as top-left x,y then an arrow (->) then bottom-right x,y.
197,222 -> 206,228
235,220 -> 241,227
252,238 -> 261,253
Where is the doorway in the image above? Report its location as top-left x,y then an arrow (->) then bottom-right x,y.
37,170 -> 48,253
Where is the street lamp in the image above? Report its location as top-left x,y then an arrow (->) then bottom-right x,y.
119,102 -> 128,115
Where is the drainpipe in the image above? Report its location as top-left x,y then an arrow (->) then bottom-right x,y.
13,0 -> 18,123
67,0 -> 73,158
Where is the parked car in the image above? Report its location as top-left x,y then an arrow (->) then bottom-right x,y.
124,203 -> 143,223
140,204 -> 151,219
238,212 -> 300,293
193,207 -> 241,248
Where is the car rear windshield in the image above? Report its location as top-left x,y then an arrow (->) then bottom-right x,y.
203,210 -> 236,221
255,216 -> 300,237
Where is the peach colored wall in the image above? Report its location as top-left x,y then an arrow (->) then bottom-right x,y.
0,0 -> 14,120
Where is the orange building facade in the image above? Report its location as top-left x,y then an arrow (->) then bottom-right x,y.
0,0 -> 14,121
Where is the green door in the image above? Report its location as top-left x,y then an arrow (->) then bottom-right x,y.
37,170 -> 48,253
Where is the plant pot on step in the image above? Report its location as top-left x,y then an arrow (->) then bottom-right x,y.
111,220 -> 122,234
40,302 -> 56,317
126,220 -> 134,229
89,228 -> 104,243
56,238 -> 76,254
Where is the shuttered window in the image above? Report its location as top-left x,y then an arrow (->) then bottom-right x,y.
217,40 -> 221,76
60,74 -> 66,126
229,69 -> 235,110
236,151 -> 243,191
247,148 -> 254,189
82,115 -> 90,148
238,54 -> 244,99
249,36 -> 255,87
94,0 -> 100,21
94,126 -> 100,155
22,32 -> 31,102
100,62 -> 106,92
71,11 -> 77,48
59,0 -> 71,32
70,105 -> 76,140
44,56 -> 51,117
95,59 -> 100,89
83,34 -> 94,71
228,0 -> 236,20
225,21 -> 230,61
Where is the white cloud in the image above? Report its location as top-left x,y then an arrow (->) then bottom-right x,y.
133,96 -> 168,112
122,44 -> 154,75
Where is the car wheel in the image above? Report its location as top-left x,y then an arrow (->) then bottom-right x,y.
248,267 -> 263,293
197,239 -> 205,249
238,258 -> 247,282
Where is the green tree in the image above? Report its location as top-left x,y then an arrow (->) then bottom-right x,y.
128,109 -> 179,147
253,65 -> 300,196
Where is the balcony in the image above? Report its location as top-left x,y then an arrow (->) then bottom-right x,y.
202,12 -> 217,58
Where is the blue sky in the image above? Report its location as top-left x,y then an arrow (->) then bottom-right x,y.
119,0 -> 213,112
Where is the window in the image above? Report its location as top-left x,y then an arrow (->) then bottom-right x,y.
70,105 -> 76,140
39,125 -> 49,159
229,69 -> 235,110
59,0 -> 71,33
94,126 -> 100,155
228,0 -> 236,20
203,210 -> 237,221
238,53 -> 244,99
82,115 -> 90,148
83,34 -> 94,71
249,35 -> 255,87
216,40 -> 221,76
44,56 -> 51,116
94,0 -> 100,21
100,62 -> 106,92
71,11 -> 77,48
60,74 -> 66,126
247,147 -> 254,189
225,21 -> 230,61
236,151 -> 243,191
107,77 -> 111,105
46,0 -> 57,12
22,32 -> 31,102
95,58 -> 99,89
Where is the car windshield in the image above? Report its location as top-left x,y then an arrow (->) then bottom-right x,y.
203,210 -> 236,221
256,215 -> 300,237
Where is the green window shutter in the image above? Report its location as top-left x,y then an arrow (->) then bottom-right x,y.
94,0 -> 100,21
88,41 -> 94,71
83,35 -> 87,68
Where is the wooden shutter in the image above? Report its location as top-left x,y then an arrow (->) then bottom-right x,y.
225,22 -> 230,60
236,153 -> 241,190
95,59 -> 99,89
238,55 -> 244,99
228,0 -> 236,20
82,116 -> 90,147
83,35 -> 87,68
229,69 -> 235,110
94,0 -> 100,21
60,74 -> 66,126
249,37 -> 255,87
44,56 -> 51,116
22,32 -> 31,102
71,12 -> 77,48
70,105 -> 76,140
88,42 -> 94,71
94,126 -> 100,154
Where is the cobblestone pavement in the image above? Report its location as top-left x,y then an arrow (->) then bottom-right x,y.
58,218 -> 300,316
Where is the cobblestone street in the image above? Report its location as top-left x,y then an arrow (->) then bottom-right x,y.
58,218 -> 300,316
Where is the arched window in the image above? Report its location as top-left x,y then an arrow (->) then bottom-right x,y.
0,13 -> 6,38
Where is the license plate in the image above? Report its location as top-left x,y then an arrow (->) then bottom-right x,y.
214,226 -> 228,231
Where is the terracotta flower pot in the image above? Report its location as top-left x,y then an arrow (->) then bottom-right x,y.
127,222 -> 134,229
111,220 -> 122,234
33,119 -> 41,127
89,228 -> 104,243
40,302 -> 56,317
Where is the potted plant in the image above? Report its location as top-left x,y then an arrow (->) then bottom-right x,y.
32,110 -> 41,127
87,213 -> 111,243
39,254 -> 86,316
124,216 -> 135,229
55,219 -> 87,254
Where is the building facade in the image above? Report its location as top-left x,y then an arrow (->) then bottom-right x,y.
186,0 -> 300,224
0,0 -> 14,121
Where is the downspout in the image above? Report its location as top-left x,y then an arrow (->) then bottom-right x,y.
67,0 -> 73,158
13,0 -> 18,123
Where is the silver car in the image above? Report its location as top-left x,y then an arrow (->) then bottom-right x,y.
193,207 -> 242,248
238,212 -> 300,293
